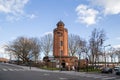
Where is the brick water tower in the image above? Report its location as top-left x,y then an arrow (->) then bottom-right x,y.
53,21 -> 77,70
53,21 -> 68,57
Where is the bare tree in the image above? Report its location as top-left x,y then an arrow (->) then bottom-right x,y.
40,34 -> 53,57
89,28 -> 106,67
30,38 -> 41,63
68,34 -> 80,56
5,37 -> 41,64
80,42 -> 90,61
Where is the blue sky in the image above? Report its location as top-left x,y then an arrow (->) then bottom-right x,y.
0,0 -> 120,58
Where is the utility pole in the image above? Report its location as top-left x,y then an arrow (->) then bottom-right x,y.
104,44 -> 111,68
78,52 -> 81,72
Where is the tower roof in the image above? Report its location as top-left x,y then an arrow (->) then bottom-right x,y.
56,20 -> 65,27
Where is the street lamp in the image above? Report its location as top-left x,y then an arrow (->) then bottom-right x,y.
78,52 -> 81,72
104,44 -> 111,68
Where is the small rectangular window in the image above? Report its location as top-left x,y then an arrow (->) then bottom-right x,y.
57,32 -> 60,34
60,41 -> 63,46
61,50 -> 63,55
57,32 -> 62,36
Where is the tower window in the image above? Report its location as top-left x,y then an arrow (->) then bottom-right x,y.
57,32 -> 60,34
61,50 -> 63,55
57,32 -> 62,36
60,41 -> 63,46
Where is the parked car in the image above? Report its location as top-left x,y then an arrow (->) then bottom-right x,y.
115,68 -> 120,75
114,66 -> 120,72
101,67 -> 113,73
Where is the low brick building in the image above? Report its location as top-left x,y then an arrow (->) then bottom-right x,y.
0,58 -> 9,63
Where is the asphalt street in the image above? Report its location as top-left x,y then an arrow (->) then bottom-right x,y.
0,63 -> 120,80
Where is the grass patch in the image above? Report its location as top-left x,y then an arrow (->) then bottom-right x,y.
40,66 -> 59,71
78,68 -> 101,73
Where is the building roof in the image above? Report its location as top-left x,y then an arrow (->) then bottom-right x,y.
56,20 -> 65,27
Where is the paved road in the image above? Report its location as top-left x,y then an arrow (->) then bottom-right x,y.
0,63 -> 120,80
62,71 -> 120,80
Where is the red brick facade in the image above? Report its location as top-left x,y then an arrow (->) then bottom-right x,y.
53,21 -> 68,57
53,21 -> 78,69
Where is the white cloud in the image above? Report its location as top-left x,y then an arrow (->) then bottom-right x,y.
43,31 -> 53,36
28,14 -> 37,19
0,0 -> 36,21
0,46 -> 4,53
0,43 -> 6,56
0,0 -> 29,15
6,15 -> 22,21
91,0 -> 120,15
75,0 -> 120,26
0,43 -> 10,59
75,4 -> 99,26
113,45 -> 120,48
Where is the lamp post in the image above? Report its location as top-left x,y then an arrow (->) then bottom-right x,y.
104,44 -> 111,68
78,52 -> 81,72
29,54 -> 32,70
